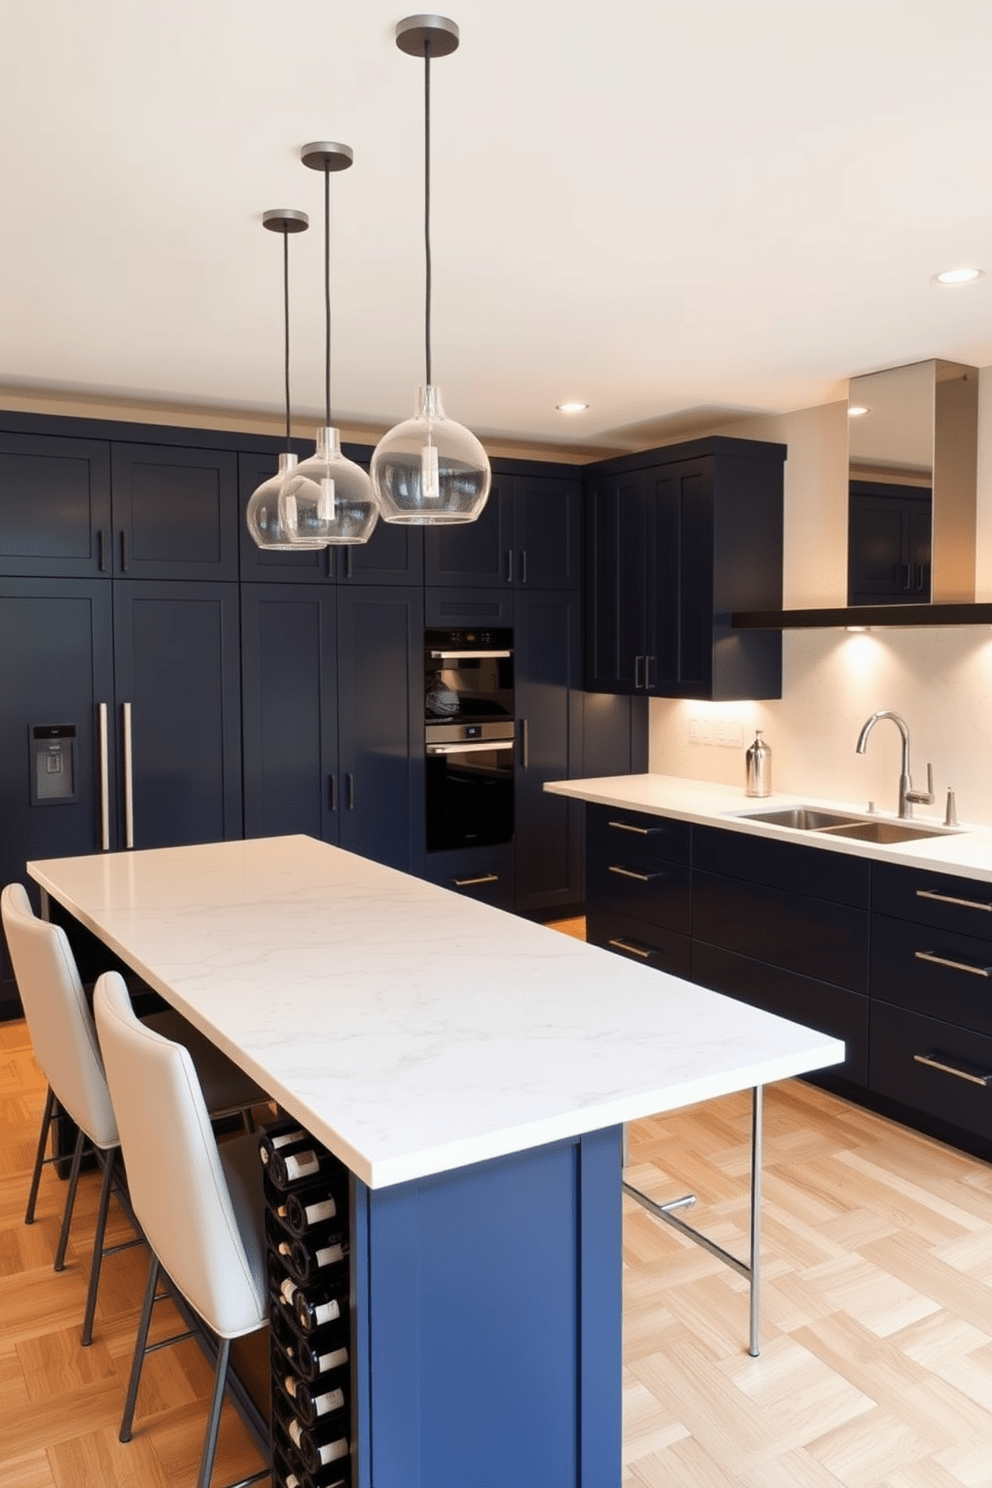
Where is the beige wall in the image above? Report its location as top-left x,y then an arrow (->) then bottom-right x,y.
648,367 -> 992,825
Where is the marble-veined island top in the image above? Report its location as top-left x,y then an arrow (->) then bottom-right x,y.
29,835 -> 842,1188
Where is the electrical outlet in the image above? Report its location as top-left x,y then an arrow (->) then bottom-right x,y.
715,721 -> 745,748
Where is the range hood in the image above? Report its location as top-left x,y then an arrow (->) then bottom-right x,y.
734,359 -> 984,631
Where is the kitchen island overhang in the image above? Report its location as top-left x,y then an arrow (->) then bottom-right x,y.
27,835 -> 843,1488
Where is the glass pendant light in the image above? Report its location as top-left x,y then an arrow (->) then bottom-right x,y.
246,209 -> 326,549
371,14 -> 491,525
281,142 -> 379,546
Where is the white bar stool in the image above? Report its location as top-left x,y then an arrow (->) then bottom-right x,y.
1,882 -> 267,1347
95,969 -> 270,1488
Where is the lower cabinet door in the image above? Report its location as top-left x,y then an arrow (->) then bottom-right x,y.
691,941 -> 868,1086
870,1001 -> 992,1147
587,909 -> 690,978
587,849 -> 691,933
422,844 -> 515,911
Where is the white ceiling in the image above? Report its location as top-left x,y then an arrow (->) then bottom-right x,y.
3,0 -> 992,455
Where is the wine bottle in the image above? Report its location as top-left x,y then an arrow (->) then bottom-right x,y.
293,1378 -> 347,1428
288,1228 -> 349,1285
269,1141 -> 338,1192
294,1329 -> 349,1384
258,1118 -> 308,1169
287,1413 -> 350,1475
265,1206 -> 295,1265
285,1181 -> 343,1236
294,1273 -> 349,1333
273,1412 -> 349,1488
266,1252 -> 300,1314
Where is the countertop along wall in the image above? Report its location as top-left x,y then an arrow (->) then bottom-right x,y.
648,367 -> 992,827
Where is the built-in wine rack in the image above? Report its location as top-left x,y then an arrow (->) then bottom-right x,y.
259,1117 -> 352,1488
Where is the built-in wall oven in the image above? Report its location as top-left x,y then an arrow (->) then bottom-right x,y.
425,629 -> 514,853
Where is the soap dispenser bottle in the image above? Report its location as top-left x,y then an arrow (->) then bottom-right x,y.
745,730 -> 771,797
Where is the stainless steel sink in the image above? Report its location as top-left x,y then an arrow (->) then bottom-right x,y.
819,819 -> 953,844
732,805 -> 959,843
734,807 -> 861,831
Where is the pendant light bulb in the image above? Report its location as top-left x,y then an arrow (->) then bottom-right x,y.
246,209 -> 324,549
371,15 -> 491,526
288,141 -> 379,546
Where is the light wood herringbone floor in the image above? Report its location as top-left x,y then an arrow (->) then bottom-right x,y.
3,981 -> 992,1486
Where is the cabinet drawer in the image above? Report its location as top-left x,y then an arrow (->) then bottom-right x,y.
694,825 -> 870,908
873,862 -> 992,943
587,909 -> 691,978
587,804 -> 690,865
587,850 -> 690,933
422,844 -> 515,912
871,1001 -> 992,1146
691,942 -> 866,1086
872,914 -> 992,1037
693,869 -> 869,993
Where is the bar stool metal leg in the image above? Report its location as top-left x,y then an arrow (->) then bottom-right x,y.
53,1127 -> 87,1272
24,1084 -> 57,1225
120,1254 -> 160,1443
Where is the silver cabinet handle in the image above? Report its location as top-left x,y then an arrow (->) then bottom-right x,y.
120,530 -> 129,572
608,937 -> 652,960
427,740 -> 515,756
520,549 -> 528,584
608,865 -> 662,883
520,719 -> 529,770
916,888 -> 992,912
914,950 -> 991,978
98,702 -> 110,851
607,820 -> 664,836
98,529 -> 108,572
505,550 -> 513,584
634,655 -> 645,689
452,873 -> 499,887
122,702 -> 134,849
913,1052 -> 992,1087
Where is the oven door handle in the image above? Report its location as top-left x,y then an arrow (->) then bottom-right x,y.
429,649 -> 513,660
426,740 -> 515,756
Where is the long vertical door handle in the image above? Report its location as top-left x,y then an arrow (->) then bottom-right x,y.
98,530 -> 108,572
505,550 -> 513,584
520,549 -> 528,584
120,531 -> 129,572
634,655 -> 644,689
345,773 -> 355,810
520,719 -> 529,769
328,775 -> 337,811
122,702 -> 134,848
97,703 -> 110,850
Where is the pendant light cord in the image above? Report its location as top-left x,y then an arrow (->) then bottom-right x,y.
424,41 -> 432,388
324,168 -> 333,428
282,229 -> 292,454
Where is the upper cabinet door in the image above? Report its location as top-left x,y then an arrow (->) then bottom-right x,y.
0,433 -> 112,578
512,474 -> 581,589
424,475 -> 513,587
111,444 -> 240,581
336,517 -> 424,586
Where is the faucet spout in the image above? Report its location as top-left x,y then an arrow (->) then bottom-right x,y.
855,710 -> 933,819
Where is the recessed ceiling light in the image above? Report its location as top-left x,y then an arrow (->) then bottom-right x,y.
931,266 -> 985,286
556,401 -> 589,413
848,405 -> 870,417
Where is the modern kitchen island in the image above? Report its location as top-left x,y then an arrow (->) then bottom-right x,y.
27,834 -> 843,1488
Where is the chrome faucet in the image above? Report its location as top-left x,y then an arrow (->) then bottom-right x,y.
855,710 -> 935,819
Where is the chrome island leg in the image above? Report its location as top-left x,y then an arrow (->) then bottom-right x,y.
623,1084 -> 764,1356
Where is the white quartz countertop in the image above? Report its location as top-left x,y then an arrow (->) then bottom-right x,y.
546,774 -> 992,883
29,836 -> 841,1189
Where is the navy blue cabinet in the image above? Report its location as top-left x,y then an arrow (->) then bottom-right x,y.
425,467 -> 582,590
585,437 -> 784,700
240,584 -> 339,843
0,433 -> 112,578
848,480 -> 931,605
112,581 -> 243,849
513,589 -> 584,915
336,586 -> 424,873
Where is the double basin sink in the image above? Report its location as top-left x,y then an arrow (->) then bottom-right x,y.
732,806 -> 959,845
